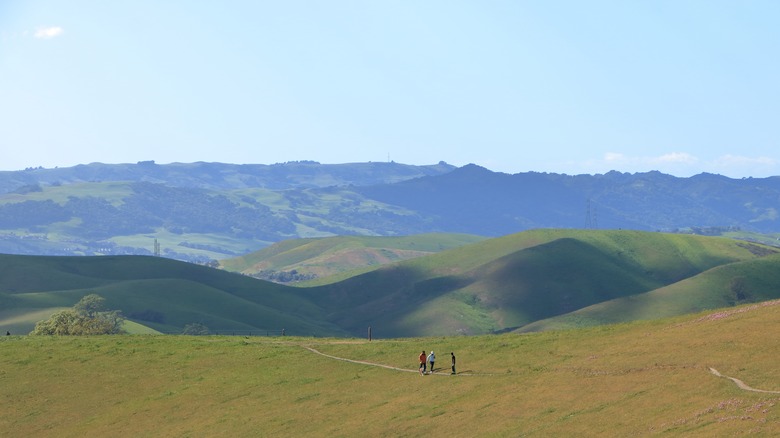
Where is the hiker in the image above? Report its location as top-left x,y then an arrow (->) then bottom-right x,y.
5,331 -> 9,336
419,350 -> 427,375
427,351 -> 436,373
451,352 -> 456,374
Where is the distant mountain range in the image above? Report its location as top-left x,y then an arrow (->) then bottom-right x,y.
1,160 -> 456,192
1,161 -> 779,260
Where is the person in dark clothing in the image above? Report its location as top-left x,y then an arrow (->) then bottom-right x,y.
451,352 -> 456,374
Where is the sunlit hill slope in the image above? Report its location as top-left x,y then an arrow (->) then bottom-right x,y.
1,300 -> 779,436
4,229 -> 779,338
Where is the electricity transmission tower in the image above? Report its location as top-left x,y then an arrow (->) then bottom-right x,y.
585,198 -> 599,229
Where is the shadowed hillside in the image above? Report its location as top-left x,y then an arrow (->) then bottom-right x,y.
0,254 -> 346,337
2,229 -> 779,338
298,229 -> 780,336
355,165 -> 780,234
520,252 -> 780,332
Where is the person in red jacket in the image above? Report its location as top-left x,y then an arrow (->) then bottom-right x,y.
419,351 -> 427,375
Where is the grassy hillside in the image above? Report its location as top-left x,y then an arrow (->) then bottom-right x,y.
219,233 -> 487,284
1,301 -> 778,436
0,179 -> 435,261
0,254 -> 346,337
520,252 -> 780,332
723,229 -> 780,247
3,229 -> 779,338
299,229 -> 779,336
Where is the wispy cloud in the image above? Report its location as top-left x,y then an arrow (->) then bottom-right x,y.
655,152 -> 698,164
34,26 -> 64,39
601,151 -> 700,168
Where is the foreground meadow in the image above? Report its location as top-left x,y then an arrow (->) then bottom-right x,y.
1,301 -> 779,437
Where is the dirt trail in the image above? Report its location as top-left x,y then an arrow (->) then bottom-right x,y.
302,347 -> 778,390
302,346 -> 485,376
709,368 -> 780,394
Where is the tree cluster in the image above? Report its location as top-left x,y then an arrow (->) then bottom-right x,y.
31,294 -> 125,335
251,269 -> 316,284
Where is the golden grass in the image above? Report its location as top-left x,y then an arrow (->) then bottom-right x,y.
1,300 -> 778,437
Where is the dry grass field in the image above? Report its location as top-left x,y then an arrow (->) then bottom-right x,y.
1,300 -> 778,437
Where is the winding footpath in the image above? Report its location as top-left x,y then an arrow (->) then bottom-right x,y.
302,346 -> 487,376
709,368 -> 780,394
302,346 -> 419,373
302,346 -> 779,391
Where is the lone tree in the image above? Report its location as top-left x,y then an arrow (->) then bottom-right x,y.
31,294 -> 125,335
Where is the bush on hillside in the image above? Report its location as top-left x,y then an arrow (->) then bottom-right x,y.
182,323 -> 210,335
30,294 -> 125,335
251,269 -> 316,283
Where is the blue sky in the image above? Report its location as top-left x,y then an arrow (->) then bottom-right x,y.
1,1 -> 779,177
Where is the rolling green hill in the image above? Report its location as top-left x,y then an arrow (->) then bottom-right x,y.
2,229 -> 779,338
1,301 -> 779,436
297,229 -> 780,336
0,254 -> 346,337
219,233 -> 487,284
519,252 -> 780,332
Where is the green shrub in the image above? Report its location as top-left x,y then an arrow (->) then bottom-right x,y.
30,294 -> 125,335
